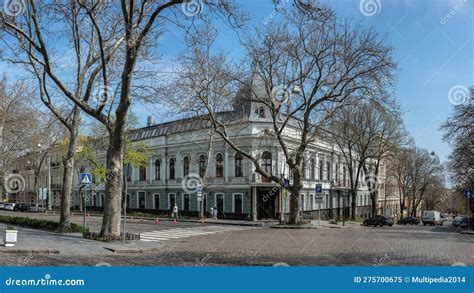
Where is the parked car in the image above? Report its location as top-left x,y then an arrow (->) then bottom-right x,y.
28,204 -> 45,213
14,203 -> 29,212
459,218 -> 469,229
397,217 -> 420,225
0,203 -> 4,210
422,211 -> 443,226
363,215 -> 394,227
3,203 -> 15,211
452,216 -> 464,227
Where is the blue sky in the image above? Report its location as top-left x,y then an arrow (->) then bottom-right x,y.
145,0 -> 473,163
1,0 -> 472,163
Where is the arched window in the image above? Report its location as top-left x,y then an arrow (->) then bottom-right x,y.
169,158 -> 175,180
310,158 -> 316,179
139,166 -> 146,181
261,151 -> 272,182
215,153 -> 224,178
198,155 -> 206,178
155,159 -> 161,180
235,153 -> 243,177
183,156 -> 190,177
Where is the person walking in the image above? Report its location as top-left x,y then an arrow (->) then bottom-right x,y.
213,206 -> 218,220
172,203 -> 179,219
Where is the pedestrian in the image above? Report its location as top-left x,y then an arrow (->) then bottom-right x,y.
209,205 -> 214,219
213,206 -> 218,220
172,203 -> 178,219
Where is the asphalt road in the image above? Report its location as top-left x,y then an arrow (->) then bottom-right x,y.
0,212 -> 472,266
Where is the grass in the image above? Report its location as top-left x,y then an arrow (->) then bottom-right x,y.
0,215 -> 88,233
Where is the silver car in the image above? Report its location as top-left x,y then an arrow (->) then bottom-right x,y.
0,203 -> 4,210
3,203 -> 15,211
29,204 -> 46,213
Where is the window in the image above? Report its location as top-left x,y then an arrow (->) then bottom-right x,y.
183,193 -> 190,211
155,159 -> 161,180
138,191 -> 146,209
326,161 -> 331,181
233,194 -> 243,213
183,156 -> 190,177
310,159 -> 316,179
235,153 -> 243,177
169,193 -> 176,209
198,155 -> 206,178
215,153 -> 224,178
261,151 -> 272,182
169,158 -> 175,179
154,193 -> 160,210
343,166 -> 347,186
319,159 -> 323,180
258,106 -> 265,118
125,164 -> 132,181
100,193 -> 105,207
139,166 -> 146,181
335,163 -> 339,182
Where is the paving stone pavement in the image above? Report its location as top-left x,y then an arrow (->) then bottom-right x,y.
0,222 -> 472,266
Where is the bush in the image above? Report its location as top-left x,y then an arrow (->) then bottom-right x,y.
0,215 -> 87,233
83,231 -> 140,242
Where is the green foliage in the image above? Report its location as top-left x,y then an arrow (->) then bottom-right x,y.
6,225 -> 16,230
0,215 -> 88,233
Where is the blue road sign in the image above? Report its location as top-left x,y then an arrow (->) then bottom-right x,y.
315,184 -> 323,194
80,173 -> 92,185
464,189 -> 473,199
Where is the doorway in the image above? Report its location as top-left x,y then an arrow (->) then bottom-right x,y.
257,187 -> 276,219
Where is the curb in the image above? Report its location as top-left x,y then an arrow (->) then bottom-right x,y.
269,225 -> 317,229
103,247 -> 161,254
0,249 -> 60,254
460,230 -> 474,235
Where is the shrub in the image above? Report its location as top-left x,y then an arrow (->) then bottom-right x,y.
0,215 -> 87,233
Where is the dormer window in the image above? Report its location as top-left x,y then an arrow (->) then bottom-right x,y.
258,106 -> 265,118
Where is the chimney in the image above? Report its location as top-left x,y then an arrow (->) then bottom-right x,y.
147,116 -> 154,127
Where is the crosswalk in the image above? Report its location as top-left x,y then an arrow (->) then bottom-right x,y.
140,225 -> 253,242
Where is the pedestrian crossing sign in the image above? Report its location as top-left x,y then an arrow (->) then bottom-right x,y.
80,173 -> 92,185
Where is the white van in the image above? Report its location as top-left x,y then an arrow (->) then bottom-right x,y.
422,211 -> 443,226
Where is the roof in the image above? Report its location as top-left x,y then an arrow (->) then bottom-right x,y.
129,110 -> 243,141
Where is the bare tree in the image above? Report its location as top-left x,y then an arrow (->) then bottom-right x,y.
172,4 -> 396,224
441,87 -> 473,193
1,1 -> 243,236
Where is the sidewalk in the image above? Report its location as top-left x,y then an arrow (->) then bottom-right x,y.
0,223 -> 161,255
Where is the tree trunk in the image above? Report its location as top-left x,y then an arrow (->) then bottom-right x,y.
58,107 -> 80,233
289,171 -> 302,225
351,190 -> 357,220
370,192 -> 377,216
100,128 -> 124,236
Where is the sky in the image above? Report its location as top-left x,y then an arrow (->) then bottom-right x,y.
1,0 -> 472,163
134,0 -> 473,164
